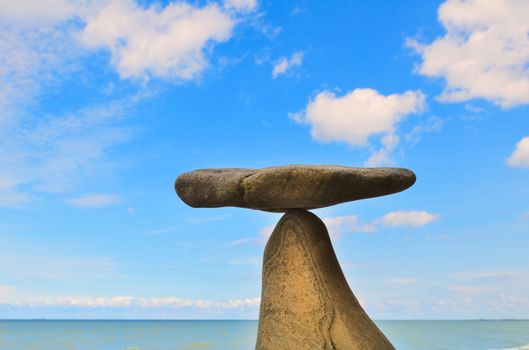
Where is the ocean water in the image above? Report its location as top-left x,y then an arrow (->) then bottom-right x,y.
0,320 -> 528,350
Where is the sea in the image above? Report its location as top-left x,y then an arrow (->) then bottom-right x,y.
0,320 -> 528,350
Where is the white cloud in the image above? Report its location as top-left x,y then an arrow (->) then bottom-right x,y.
249,210 -> 438,246
293,88 -> 425,165
386,277 -> 417,285
224,0 -> 258,12
0,295 -> 260,309
0,22 -> 81,125
144,215 -> 232,236
272,51 -> 303,78
229,256 -> 261,266
256,215 -> 375,244
295,88 -> 425,146
382,211 -> 439,227
0,0 -> 253,112
185,214 -> 232,225
452,270 -> 519,281
0,252 -> 116,281
447,285 -> 490,295
221,237 -> 256,247
67,194 -> 121,208
79,1 -> 235,80
464,104 -> 484,113
0,0 -> 84,23
322,215 -> 376,241
364,133 -> 400,167
0,100 -> 134,207
258,224 -> 275,244
408,0 -> 529,108
405,116 -> 444,145
0,285 -> 16,299
0,191 -> 32,208
507,137 -> 529,168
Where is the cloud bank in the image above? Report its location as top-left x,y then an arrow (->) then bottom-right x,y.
0,295 -> 260,310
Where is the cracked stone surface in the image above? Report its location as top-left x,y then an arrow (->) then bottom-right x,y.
175,165 -> 415,212
256,209 -> 395,350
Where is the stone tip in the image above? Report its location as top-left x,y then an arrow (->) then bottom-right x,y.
175,165 -> 416,212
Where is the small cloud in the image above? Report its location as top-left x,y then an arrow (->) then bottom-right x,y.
144,215 -> 231,236
506,136 -> 529,168
229,256 -> 261,266
365,133 -> 400,167
127,207 -> 135,214
256,210 -> 437,244
520,211 -> 529,220
0,285 -> 16,299
405,116 -> 444,146
272,51 -> 303,78
322,215 -> 376,241
0,191 -> 32,208
293,88 -> 425,165
185,214 -> 231,225
464,104 -> 484,113
144,226 -> 181,236
258,224 -> 275,244
381,211 -> 439,227
0,253 -> 116,281
452,270 -> 519,281
386,277 -> 417,285
221,237 -> 256,247
291,6 -> 306,16
224,0 -> 258,12
67,194 -> 121,208
447,285 -> 490,295
342,260 -> 390,269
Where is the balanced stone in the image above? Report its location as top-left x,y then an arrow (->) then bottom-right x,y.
256,209 -> 394,349
175,164 -> 416,349
175,165 -> 415,212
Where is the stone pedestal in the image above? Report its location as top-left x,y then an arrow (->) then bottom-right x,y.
256,210 -> 394,350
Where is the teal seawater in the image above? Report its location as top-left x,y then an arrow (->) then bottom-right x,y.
1,320 -> 528,350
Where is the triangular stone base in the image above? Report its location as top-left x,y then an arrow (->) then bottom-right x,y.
256,209 -> 394,350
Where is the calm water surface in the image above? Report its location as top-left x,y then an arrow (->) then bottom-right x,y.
1,320 -> 528,350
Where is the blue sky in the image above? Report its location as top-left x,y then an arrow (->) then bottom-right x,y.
1,0 -> 528,320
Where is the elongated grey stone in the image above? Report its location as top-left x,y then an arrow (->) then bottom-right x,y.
256,209 -> 395,350
175,165 -> 415,212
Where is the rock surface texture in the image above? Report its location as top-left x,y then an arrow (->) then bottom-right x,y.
175,164 -> 416,349
175,165 -> 415,212
256,210 -> 394,350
